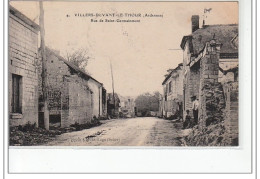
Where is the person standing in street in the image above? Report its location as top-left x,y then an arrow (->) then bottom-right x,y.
192,96 -> 199,125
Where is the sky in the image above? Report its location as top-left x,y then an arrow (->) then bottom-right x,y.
10,1 -> 238,97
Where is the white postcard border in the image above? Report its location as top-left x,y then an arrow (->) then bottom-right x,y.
3,0 -> 254,175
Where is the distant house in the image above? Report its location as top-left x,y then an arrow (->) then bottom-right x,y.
38,47 -> 105,127
180,15 -> 238,119
161,63 -> 183,118
9,6 -> 40,126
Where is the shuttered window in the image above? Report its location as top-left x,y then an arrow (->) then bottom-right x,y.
169,81 -> 172,93
12,74 -> 22,113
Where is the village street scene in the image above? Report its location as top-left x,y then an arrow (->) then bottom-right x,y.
9,2 -> 238,146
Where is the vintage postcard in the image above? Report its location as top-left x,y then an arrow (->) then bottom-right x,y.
8,1 -> 239,147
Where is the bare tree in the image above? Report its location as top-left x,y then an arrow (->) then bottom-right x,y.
65,48 -> 91,72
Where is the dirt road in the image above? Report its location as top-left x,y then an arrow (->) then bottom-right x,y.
45,117 -> 185,146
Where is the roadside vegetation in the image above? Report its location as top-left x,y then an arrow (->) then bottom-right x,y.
9,117 -> 103,146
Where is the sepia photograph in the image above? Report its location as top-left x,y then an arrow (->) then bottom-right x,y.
8,1 -> 239,147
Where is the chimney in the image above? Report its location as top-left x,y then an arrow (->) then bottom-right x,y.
191,15 -> 199,33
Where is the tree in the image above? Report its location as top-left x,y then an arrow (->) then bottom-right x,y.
135,92 -> 161,116
65,48 -> 91,72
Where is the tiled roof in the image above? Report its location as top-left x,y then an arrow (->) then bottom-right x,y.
181,24 -> 238,56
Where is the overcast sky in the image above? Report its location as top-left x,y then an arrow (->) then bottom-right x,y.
10,1 -> 238,97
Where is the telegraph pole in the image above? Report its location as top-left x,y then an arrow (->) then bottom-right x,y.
39,1 -> 49,130
110,60 -> 116,115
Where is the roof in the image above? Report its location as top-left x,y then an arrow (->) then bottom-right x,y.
180,24 -> 238,56
9,5 -> 40,31
45,47 -> 103,86
162,63 -> 183,85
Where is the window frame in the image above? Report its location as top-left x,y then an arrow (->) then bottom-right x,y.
11,74 -> 22,114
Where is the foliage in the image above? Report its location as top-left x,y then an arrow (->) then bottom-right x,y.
135,91 -> 160,117
17,122 -> 36,132
184,123 -> 238,146
9,117 -> 103,146
10,123 -> 60,146
65,48 -> 91,72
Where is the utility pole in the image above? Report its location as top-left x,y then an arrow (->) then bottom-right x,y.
39,1 -> 49,130
110,60 -> 116,115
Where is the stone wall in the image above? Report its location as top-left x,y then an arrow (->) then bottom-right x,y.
68,76 -> 93,126
9,13 -> 39,126
37,48 -> 71,98
60,77 -> 69,128
60,76 -> 93,128
37,48 -> 71,127
223,82 -> 239,145
198,40 -> 225,127
87,79 -> 102,117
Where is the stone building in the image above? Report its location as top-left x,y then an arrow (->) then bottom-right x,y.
9,6 -> 40,126
180,15 -> 238,143
161,63 -> 183,118
38,47 -> 105,128
180,15 -> 238,118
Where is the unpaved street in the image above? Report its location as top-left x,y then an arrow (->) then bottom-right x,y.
45,117 -> 185,146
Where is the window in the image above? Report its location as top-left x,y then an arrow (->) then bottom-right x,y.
168,81 -> 172,93
11,74 -> 22,113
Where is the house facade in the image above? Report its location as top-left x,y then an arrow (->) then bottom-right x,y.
38,47 -> 105,127
180,15 -> 238,119
180,15 -> 238,143
9,6 -> 40,126
161,63 -> 183,118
